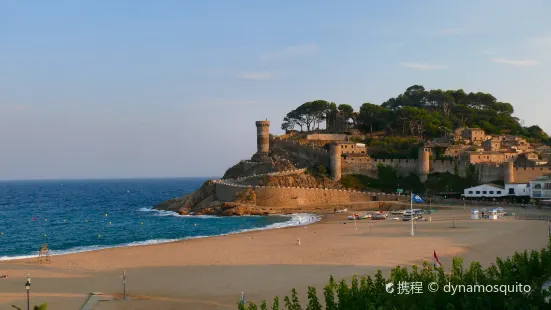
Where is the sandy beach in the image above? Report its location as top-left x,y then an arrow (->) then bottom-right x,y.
1,205 -> 550,309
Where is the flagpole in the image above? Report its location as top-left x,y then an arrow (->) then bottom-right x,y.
410,193 -> 414,236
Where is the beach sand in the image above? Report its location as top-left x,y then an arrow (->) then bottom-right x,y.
1,206 -> 550,309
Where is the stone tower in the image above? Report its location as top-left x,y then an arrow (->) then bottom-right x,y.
252,120 -> 272,162
255,120 -> 270,154
418,147 -> 431,182
503,161 -> 515,184
330,143 -> 342,181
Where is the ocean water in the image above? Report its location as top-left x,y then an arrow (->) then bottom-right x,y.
0,178 -> 317,260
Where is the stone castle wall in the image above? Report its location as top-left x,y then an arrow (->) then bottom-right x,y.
340,155 -> 551,184
306,134 -> 348,141
342,158 -> 418,176
214,180 -> 407,208
515,167 -> 551,183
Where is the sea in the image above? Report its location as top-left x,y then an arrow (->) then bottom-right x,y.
0,178 -> 317,260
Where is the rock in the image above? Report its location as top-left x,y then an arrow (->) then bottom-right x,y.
178,209 -> 189,215
154,180 -> 215,212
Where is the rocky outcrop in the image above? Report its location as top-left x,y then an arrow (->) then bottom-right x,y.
154,148 -> 339,216
194,202 -> 268,216
154,180 -> 216,213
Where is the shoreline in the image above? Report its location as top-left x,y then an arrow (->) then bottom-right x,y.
2,207 -> 550,309
0,211 -> 322,262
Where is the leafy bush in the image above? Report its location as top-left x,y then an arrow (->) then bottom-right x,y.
238,238 -> 551,309
12,303 -> 48,310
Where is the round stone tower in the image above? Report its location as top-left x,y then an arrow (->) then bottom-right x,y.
255,120 -> 270,154
330,143 -> 342,181
503,161 -> 515,184
418,147 -> 431,182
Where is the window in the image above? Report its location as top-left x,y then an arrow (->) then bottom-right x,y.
508,188 -> 514,195
489,191 -> 494,194
545,183 -> 551,189
535,184 -> 542,189
482,191 -> 487,194
476,191 -> 480,194
497,191 -> 502,194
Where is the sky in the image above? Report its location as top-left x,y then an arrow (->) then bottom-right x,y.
1,0 -> 551,180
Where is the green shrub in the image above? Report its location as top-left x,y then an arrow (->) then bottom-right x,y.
239,238 -> 551,309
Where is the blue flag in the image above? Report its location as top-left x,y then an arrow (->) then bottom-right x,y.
412,194 -> 424,203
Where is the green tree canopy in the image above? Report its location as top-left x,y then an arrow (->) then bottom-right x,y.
281,85 -> 549,144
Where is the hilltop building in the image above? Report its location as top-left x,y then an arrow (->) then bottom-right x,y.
260,120 -> 551,186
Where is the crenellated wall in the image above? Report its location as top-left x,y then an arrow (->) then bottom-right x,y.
476,163 -> 504,183
514,167 -> 551,183
341,157 -> 375,176
372,158 -> 418,174
306,134 -> 347,141
214,180 -> 407,208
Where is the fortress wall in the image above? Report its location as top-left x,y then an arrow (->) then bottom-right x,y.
255,187 -> 406,208
477,164 -> 504,183
372,159 -> 418,175
271,140 -> 330,166
215,182 -> 243,202
306,134 -> 347,141
514,167 -> 551,183
342,157 -> 375,175
429,160 -> 457,174
255,187 -> 366,208
214,181 -> 407,208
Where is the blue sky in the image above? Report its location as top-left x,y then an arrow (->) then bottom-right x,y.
1,0 -> 550,180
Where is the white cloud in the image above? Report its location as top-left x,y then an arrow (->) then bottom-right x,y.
260,43 -> 318,61
438,28 -> 463,36
399,62 -> 448,70
491,58 -> 540,67
237,72 -> 274,80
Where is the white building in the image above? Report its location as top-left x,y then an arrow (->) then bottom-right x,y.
504,183 -> 531,197
530,175 -> 551,199
463,184 -> 506,198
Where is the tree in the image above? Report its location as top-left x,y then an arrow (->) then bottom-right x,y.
281,85 -> 550,146
282,109 -> 305,132
309,100 -> 331,130
359,102 -> 384,136
338,104 -> 354,118
404,85 -> 428,107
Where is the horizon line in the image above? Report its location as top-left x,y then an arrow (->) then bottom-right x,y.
0,176 -> 220,182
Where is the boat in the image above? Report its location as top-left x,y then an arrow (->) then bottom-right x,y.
402,209 -> 423,221
372,213 -> 387,220
390,210 -> 406,215
359,213 -> 372,220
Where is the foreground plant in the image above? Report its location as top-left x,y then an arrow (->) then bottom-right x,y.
238,238 -> 551,309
